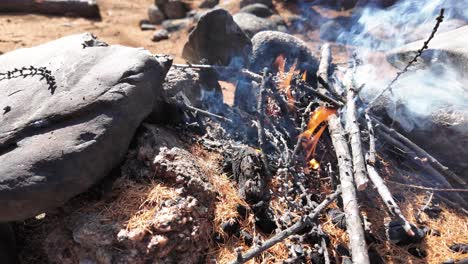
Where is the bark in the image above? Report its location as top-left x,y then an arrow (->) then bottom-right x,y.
328,114 -> 370,264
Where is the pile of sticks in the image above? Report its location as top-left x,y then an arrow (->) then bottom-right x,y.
171,8 -> 466,264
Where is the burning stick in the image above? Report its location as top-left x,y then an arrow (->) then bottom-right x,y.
328,114 -> 370,264
344,73 -> 369,191
228,189 -> 341,264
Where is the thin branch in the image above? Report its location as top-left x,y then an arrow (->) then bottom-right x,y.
387,180 -> 468,192
367,8 -> 445,107
176,100 -> 233,123
328,114 -> 370,264
229,189 -> 342,264
256,70 -> 272,178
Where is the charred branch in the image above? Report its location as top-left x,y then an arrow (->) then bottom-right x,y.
328,114 -> 370,264
173,98 -> 233,123
256,71 -> 272,178
229,189 -> 341,264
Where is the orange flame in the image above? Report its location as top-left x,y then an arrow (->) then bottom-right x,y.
274,54 -> 298,109
300,107 -> 337,170
301,71 -> 307,81
309,159 -> 320,170
273,54 -> 286,75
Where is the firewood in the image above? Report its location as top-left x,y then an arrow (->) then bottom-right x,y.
328,114 -> 370,264
344,73 -> 369,191
228,189 -> 341,264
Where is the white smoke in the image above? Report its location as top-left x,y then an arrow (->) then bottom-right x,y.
331,0 -> 468,132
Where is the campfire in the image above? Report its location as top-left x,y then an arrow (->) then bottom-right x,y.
1,0 -> 467,264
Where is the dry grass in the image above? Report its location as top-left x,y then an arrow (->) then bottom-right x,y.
322,179 -> 468,264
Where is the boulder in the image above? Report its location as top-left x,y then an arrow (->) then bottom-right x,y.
182,8 -> 252,66
382,25 -> 468,179
387,25 -> 468,78
249,31 -> 319,73
239,3 -> 274,17
233,12 -> 276,38
0,33 -> 171,221
148,4 -> 165,25
239,0 -> 273,8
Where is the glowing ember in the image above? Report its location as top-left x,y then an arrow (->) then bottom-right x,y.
309,159 -> 320,170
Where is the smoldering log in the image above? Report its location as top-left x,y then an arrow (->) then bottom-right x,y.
229,189 -> 342,264
344,74 -> 369,191
328,114 -> 370,264
0,0 -> 100,18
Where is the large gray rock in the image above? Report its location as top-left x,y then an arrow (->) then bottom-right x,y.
156,0 -> 187,19
0,33 -> 170,221
381,25 -> 468,180
249,31 -> 319,73
182,8 -> 252,66
387,25 -> 468,78
233,12 -> 276,38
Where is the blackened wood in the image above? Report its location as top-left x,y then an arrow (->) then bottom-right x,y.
345,76 -> 369,191
0,0 -> 100,18
229,189 -> 341,264
256,71 -> 272,178
328,114 -> 370,264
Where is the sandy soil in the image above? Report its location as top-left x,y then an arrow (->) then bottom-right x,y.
0,0 -> 191,61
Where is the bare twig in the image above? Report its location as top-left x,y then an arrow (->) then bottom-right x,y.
371,115 -> 466,186
365,110 -> 376,164
172,63 -> 263,82
367,8 -> 445,107
176,100 -> 233,123
387,181 -> 468,193
366,162 -> 414,235
345,72 -> 369,191
229,189 -> 341,264
328,114 -> 370,264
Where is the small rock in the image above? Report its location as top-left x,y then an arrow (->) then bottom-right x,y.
386,220 -> 426,245
152,29 -> 170,41
239,3 -> 274,17
182,8 -> 252,66
162,18 -> 189,32
140,20 -> 156,30
450,243 -> 468,254
199,0 -> 219,9
148,4 -> 165,24
240,0 -> 273,8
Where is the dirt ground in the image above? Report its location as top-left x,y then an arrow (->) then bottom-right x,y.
0,0 -> 192,62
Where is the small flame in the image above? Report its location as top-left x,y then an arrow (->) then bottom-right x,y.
274,54 -> 298,109
300,107 -> 337,170
301,71 -> 307,81
309,159 -> 320,170
273,54 -> 286,75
